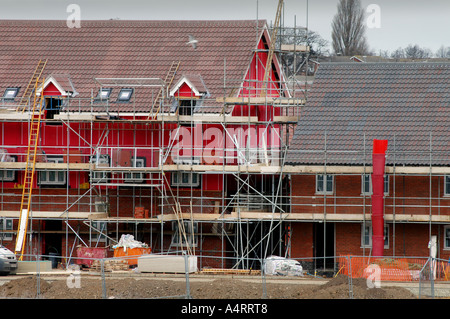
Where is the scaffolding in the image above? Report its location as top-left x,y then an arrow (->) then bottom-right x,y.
0,15 -> 448,273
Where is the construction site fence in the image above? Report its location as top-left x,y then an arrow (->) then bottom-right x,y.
4,254 -> 450,299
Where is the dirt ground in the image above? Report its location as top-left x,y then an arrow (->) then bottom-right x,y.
0,274 -> 419,299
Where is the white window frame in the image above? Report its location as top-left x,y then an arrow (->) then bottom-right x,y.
39,156 -> 66,185
171,157 -> 200,187
90,154 -> 110,183
361,224 -> 389,249
171,171 -> 200,188
444,225 -> 450,250
316,174 -> 334,195
445,176 -> 450,197
0,155 -> 16,182
361,174 -> 389,196
124,157 -> 145,183
0,218 -> 13,241
90,221 -> 107,243
171,221 -> 198,248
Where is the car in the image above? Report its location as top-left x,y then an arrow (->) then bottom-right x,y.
0,245 -> 17,275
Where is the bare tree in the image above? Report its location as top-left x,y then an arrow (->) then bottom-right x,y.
331,0 -> 369,56
272,26 -> 329,76
404,44 -> 432,59
436,45 -> 450,58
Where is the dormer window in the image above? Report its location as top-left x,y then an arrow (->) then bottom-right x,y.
3,88 -> 19,100
178,99 -> 196,116
117,88 -> 133,102
96,88 -> 112,100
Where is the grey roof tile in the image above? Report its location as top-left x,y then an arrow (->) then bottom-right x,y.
286,62 -> 450,166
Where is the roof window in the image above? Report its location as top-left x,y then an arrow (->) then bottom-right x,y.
117,88 -> 133,102
96,88 -> 112,100
3,88 -> 19,100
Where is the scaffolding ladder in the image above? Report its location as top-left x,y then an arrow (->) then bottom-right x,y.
17,59 -> 48,113
149,61 -> 181,119
15,77 -> 46,259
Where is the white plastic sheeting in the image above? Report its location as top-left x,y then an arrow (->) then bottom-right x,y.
112,234 -> 147,252
264,256 -> 304,276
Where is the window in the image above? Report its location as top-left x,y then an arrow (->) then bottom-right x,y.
171,171 -> 200,187
445,226 -> 450,250
117,88 -> 133,102
45,97 -> 64,120
178,99 -> 196,116
3,88 -> 19,100
171,221 -> 198,247
90,155 -> 110,183
124,157 -> 145,183
90,221 -> 107,243
0,218 -> 13,241
39,156 -> 66,186
361,224 -> 389,249
316,174 -> 333,194
96,88 -> 112,100
0,155 -> 16,182
362,174 -> 389,195
445,176 -> 450,196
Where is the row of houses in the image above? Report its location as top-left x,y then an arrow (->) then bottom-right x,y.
0,19 -> 448,270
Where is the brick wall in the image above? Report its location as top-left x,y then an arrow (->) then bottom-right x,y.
290,173 -> 450,259
335,222 -> 450,260
290,222 -> 313,258
291,174 -> 450,216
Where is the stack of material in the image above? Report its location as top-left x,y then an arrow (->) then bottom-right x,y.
137,255 -> 198,274
201,268 -> 261,275
264,256 -> 304,276
90,259 -> 129,272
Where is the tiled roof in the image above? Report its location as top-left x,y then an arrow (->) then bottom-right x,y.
286,62 -> 450,166
0,19 -> 266,113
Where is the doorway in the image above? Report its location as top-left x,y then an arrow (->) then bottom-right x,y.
43,220 -> 62,268
313,222 -> 335,273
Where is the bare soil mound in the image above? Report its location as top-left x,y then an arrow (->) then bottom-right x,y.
0,274 -> 418,299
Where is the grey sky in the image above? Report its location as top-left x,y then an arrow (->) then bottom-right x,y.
1,0 -> 449,54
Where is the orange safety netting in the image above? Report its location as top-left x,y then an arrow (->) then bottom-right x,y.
337,256 -> 429,282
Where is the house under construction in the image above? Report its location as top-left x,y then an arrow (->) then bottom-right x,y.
0,17 -> 449,272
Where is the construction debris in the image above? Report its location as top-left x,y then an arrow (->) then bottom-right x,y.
264,256 -> 304,276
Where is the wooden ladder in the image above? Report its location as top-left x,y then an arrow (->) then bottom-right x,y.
14,77 -> 46,259
149,61 -> 181,119
17,59 -> 48,113
261,0 -> 283,97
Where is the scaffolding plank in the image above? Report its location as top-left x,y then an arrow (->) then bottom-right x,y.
0,210 -> 107,219
216,97 -> 305,105
280,44 -> 310,52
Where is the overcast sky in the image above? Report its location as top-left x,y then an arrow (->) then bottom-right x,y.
1,0 -> 449,54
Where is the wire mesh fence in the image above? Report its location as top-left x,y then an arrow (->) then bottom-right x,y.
1,254 -> 449,299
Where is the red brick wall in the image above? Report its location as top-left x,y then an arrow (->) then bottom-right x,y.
290,173 -> 450,259
291,174 -> 450,217
290,222 -> 313,258
335,222 -> 450,260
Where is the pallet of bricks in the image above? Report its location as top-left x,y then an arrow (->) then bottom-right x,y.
90,259 -> 129,272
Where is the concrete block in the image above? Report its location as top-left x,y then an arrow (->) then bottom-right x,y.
17,261 -> 52,273
137,255 -> 197,273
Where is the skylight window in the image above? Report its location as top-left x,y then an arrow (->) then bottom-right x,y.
3,88 -> 19,100
117,88 -> 133,102
96,88 -> 112,100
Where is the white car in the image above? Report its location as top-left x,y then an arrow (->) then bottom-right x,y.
0,245 -> 17,275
